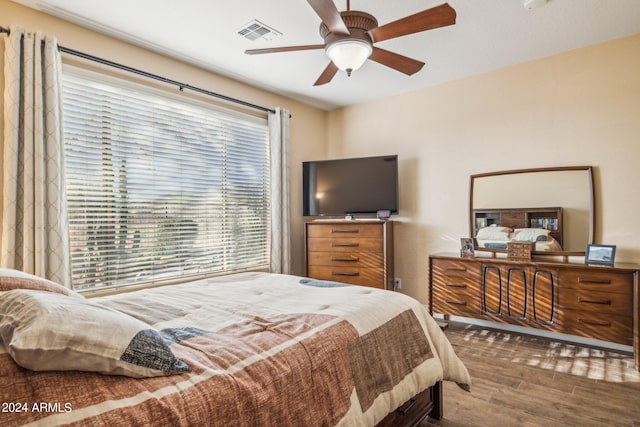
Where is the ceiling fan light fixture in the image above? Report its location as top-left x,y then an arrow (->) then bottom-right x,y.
326,39 -> 372,76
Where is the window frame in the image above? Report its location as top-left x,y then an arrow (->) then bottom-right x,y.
61,65 -> 271,293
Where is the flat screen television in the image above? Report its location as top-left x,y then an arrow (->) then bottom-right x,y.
302,155 -> 398,217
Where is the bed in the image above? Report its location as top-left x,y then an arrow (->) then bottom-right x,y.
472,207 -> 563,252
0,269 -> 470,427
474,225 -> 563,252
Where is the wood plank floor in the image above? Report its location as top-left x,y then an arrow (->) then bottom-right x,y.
422,322 -> 640,427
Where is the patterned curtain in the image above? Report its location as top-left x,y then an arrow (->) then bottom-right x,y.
1,25 -> 71,287
268,108 -> 291,274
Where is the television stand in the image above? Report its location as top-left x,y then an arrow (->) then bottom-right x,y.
304,220 -> 394,289
311,217 -> 385,222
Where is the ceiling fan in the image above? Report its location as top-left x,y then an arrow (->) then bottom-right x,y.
245,0 -> 457,86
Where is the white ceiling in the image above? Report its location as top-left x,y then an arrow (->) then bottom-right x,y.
11,0 -> 640,110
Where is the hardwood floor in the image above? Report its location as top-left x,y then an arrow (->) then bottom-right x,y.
422,322 -> 640,427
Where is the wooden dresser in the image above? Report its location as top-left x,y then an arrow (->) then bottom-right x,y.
305,220 -> 393,289
428,253 -> 639,370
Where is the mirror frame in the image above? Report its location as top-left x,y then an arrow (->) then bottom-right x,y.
469,166 -> 595,257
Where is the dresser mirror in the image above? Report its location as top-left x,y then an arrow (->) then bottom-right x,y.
469,166 -> 595,256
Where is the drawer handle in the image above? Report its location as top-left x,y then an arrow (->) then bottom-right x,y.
332,272 -> 359,277
578,278 -> 612,285
445,283 -> 467,289
445,268 -> 467,272
332,257 -> 359,262
578,297 -> 611,305
333,243 -> 359,248
397,398 -> 417,415
444,299 -> 467,306
331,229 -> 359,234
578,318 -> 611,327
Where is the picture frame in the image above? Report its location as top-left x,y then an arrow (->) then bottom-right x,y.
460,238 -> 475,257
585,244 -> 616,266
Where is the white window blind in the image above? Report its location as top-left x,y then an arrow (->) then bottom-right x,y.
61,69 -> 270,291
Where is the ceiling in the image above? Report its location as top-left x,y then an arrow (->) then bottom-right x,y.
11,0 -> 640,110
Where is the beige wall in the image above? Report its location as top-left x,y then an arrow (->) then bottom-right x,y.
0,0 -> 329,276
3,1 -> 640,303
328,34 -> 640,303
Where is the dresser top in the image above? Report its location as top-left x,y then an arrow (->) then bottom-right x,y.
430,252 -> 640,272
306,219 -> 389,224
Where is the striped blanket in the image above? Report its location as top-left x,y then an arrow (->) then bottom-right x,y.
0,272 -> 470,426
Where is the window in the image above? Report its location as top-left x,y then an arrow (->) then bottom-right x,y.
61,68 -> 270,291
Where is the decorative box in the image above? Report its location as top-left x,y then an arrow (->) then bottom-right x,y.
507,241 -> 534,261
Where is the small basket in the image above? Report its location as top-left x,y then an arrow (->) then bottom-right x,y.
507,241 -> 534,261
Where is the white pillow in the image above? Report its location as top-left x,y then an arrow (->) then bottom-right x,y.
476,226 -> 511,241
0,268 -> 82,298
0,289 -> 190,378
512,228 -> 550,242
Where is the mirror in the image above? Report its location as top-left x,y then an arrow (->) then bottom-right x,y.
470,166 -> 595,256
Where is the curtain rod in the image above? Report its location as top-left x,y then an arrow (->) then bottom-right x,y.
0,26 -> 277,115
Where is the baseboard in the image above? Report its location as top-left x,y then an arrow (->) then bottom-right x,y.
432,313 -> 633,353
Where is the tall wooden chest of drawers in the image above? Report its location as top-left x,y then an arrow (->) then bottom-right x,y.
429,253 -> 640,370
305,221 -> 393,289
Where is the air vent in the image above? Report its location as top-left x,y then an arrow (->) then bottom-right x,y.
237,20 -> 282,42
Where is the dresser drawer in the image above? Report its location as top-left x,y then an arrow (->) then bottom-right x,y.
306,223 -> 382,238
432,292 -> 482,316
560,288 -> 632,315
307,237 -> 382,253
307,266 -> 385,288
431,259 -> 481,285
307,251 -> 383,268
431,258 -> 481,315
559,270 -> 633,293
558,311 -> 633,345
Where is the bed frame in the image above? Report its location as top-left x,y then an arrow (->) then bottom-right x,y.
377,382 -> 443,426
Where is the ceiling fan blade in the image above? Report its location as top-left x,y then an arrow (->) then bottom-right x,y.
245,44 -> 325,55
368,3 -> 456,43
369,47 -> 425,75
307,0 -> 350,35
314,62 -> 339,86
